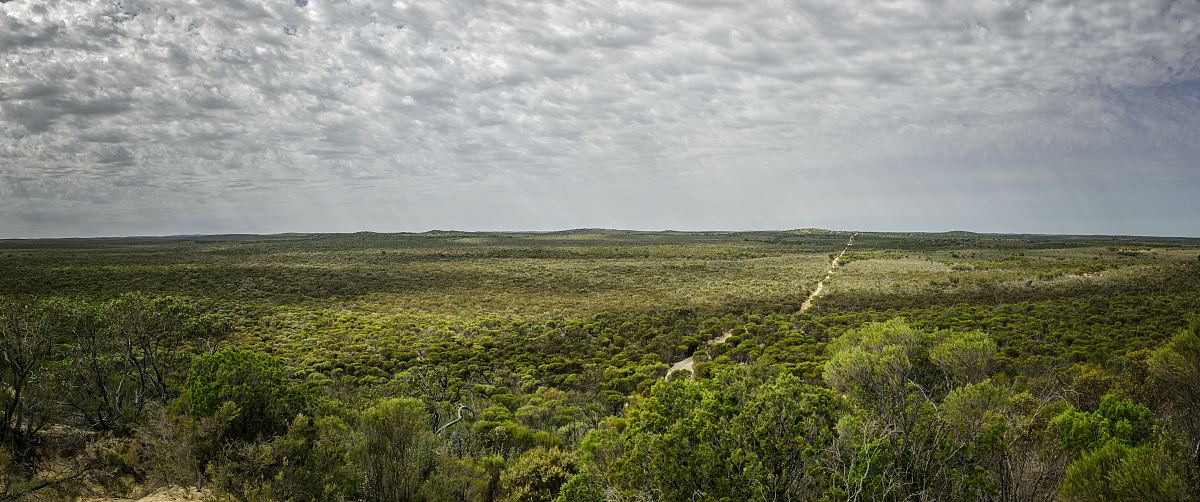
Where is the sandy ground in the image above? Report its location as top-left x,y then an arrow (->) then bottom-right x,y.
666,330 -> 733,378
80,486 -> 208,502
666,234 -> 857,379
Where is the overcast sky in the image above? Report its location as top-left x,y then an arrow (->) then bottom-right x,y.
2,0 -> 1198,238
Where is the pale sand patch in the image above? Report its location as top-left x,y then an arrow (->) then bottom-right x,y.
80,486 -> 207,502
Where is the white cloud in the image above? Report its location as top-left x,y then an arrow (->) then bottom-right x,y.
1,0 -> 1198,237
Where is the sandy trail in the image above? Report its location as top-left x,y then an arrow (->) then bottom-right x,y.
800,233 -> 855,312
80,486 -> 207,502
665,330 -> 732,379
665,233 -> 857,379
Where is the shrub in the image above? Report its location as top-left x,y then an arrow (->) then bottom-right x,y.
498,447 -> 578,502
930,330 -> 997,386
419,455 -> 502,502
1052,394 -> 1155,457
1059,440 -> 1187,501
184,348 -> 301,442
207,414 -> 360,501
354,398 -> 438,502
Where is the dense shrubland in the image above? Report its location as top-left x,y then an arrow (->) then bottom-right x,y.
1,230 -> 1199,500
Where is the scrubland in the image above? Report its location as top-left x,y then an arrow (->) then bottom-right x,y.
1,229 -> 1198,501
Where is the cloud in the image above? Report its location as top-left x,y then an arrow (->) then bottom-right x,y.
1,0 -> 1198,237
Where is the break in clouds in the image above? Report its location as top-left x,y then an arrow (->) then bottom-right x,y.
1,0 -> 1198,237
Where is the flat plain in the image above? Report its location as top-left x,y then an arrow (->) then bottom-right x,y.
2,229 -> 1199,500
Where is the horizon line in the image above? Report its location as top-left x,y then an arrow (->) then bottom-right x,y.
4,227 -> 1200,241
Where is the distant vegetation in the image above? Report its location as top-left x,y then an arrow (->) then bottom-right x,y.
1,229 -> 1198,500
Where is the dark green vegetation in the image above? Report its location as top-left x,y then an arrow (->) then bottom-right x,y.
1,229 -> 1198,501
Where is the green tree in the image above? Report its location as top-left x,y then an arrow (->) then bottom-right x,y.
208,414 -> 360,501
498,447 -> 578,502
64,295 -> 225,435
0,300 -> 54,458
355,398 -> 438,502
1059,440 -> 1187,501
930,331 -> 996,387
1146,319 -> 1200,473
606,378 -> 737,499
823,318 -> 943,414
581,368 -> 839,500
729,374 -> 838,500
420,455 -> 502,502
183,348 -> 299,442
1052,395 -> 1155,457
553,471 -> 604,502
938,383 -> 1067,501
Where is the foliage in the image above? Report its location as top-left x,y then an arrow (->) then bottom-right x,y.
822,323 -> 1068,501
419,455 -> 501,502
61,294 -> 224,435
354,398 -> 438,502
0,300 -> 55,459
929,330 -> 996,386
2,230 -> 1200,500
584,368 -> 838,500
207,414 -> 360,501
1052,395 -> 1155,457
184,348 -> 303,443
497,447 -> 578,502
1145,319 -> 1200,474
1059,440 -> 1188,501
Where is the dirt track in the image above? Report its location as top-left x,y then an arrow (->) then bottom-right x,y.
666,330 -> 732,378
80,486 -> 206,502
800,233 -> 855,312
665,233 -> 857,379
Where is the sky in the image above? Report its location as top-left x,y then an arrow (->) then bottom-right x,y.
1,0 -> 1198,238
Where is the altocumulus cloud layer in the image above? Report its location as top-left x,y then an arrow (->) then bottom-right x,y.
1,0 -> 1199,237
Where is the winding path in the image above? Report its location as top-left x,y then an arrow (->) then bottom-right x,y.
665,233 -> 857,379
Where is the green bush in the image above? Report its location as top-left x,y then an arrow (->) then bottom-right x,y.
184,348 -> 301,442
419,455 -> 502,502
498,447 -> 578,502
207,414 -> 360,501
553,471 -> 604,502
1052,394 -> 1155,457
1059,440 -> 1187,501
1146,319 -> 1200,472
354,398 -> 438,502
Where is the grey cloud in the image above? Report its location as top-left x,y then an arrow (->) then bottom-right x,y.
4,82 -> 63,101
1,0 -> 1198,238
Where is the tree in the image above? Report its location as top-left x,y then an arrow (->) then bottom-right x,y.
605,378 -> 737,499
498,447 -> 578,502
0,301 -> 54,457
183,348 -> 299,443
1,299 -> 165,500
553,471 -> 604,502
1146,320 -> 1200,473
1059,440 -> 1187,501
939,383 -> 1067,501
1052,395 -> 1155,458
730,374 -> 838,500
207,414 -> 360,501
63,295 -> 225,435
821,318 -> 1066,501
579,367 -> 839,500
420,455 -> 501,502
355,398 -> 438,502
930,331 -> 997,387
823,318 -> 942,415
